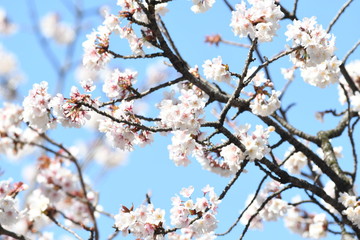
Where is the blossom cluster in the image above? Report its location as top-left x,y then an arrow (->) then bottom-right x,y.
28,155 -> 98,232
202,56 -> 231,83
284,207 -> 328,239
191,0 -> 216,14
0,44 -> 23,100
117,0 -> 149,23
247,68 -> 281,116
40,12 -> 75,45
23,82 -> 97,132
2,155 -> 98,238
283,147 -> 307,174
114,204 -> 165,240
339,192 -> 360,228
0,102 -> 39,158
82,15 -> 115,70
98,100 -> 153,151
285,17 -> 340,88
169,185 -> 219,239
22,81 -> 53,132
285,17 -> 335,68
82,2 -> 168,69
168,130 -> 202,167
230,0 -> 284,42
300,56 -> 341,88
230,124 -> 271,169
103,68 -> 138,99
196,124 -> 272,176
241,181 -> 288,229
0,179 -> 27,226
157,84 -> 208,133
114,185 -> 219,240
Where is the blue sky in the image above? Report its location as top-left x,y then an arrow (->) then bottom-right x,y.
1,0 -> 360,239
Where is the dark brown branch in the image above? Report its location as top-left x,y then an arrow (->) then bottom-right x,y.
340,63 -> 359,93
260,115 -> 352,192
108,50 -> 164,59
271,113 -> 320,144
218,160 -> 249,201
258,157 -> 360,238
100,76 -> 186,107
0,225 -> 29,240
218,38 -> 257,124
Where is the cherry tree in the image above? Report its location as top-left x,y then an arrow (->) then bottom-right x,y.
0,0 -> 360,239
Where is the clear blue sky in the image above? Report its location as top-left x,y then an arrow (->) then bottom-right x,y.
1,0 -> 360,239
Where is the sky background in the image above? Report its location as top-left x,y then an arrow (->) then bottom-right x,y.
1,0 -> 360,239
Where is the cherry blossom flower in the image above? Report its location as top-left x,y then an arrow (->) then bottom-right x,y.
241,181 -> 288,229
250,90 -> 281,116
230,0 -> 284,42
98,101 -> 153,151
285,17 -> 335,67
0,179 -> 27,227
158,85 -> 207,133
40,13 -> 75,45
103,68 -> 138,98
220,143 -> 246,173
50,86 -> 96,128
23,81 -> 53,132
281,67 -> 296,81
114,203 -> 165,239
300,56 -> 341,88
191,0 -> 216,13
202,56 -> 231,83
283,147 -> 307,174
170,186 -> 219,238
117,0 -> 149,23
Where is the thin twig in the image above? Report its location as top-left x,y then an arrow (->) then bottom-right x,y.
108,50 -> 164,59
218,38 -> 257,124
327,0 -> 354,33
46,213 -> 83,240
220,39 -> 251,48
27,0 -> 61,71
100,76 -> 186,107
217,174 -> 269,236
40,134 -> 99,240
342,39 -> 360,65
239,185 -> 293,240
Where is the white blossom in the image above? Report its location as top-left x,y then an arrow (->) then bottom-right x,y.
22,81 -> 52,132
285,17 -> 335,67
250,90 -> 281,116
202,56 -> 231,83
40,13 -> 75,45
230,0 -> 284,42
191,0 -> 215,13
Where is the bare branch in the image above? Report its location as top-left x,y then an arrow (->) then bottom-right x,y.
342,39 -> 360,64
108,50 -> 164,59
327,0 -> 354,33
